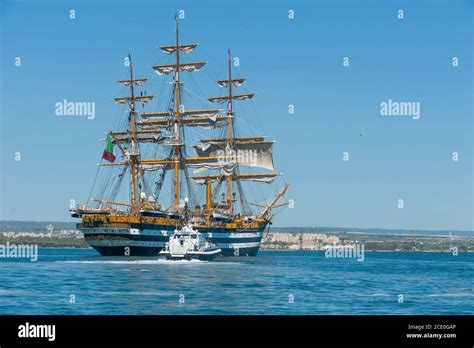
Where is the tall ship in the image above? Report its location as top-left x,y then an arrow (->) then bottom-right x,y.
71,17 -> 288,257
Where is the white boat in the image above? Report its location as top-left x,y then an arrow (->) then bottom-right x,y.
159,224 -> 222,261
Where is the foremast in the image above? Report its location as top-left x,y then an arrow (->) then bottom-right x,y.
111,56 -> 154,213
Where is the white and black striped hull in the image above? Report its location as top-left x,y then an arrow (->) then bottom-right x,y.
82,223 -> 266,257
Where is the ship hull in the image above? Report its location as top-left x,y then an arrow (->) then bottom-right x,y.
81,223 -> 267,257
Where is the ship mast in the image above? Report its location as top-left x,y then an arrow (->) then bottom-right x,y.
206,52 -> 259,216
100,55 -> 155,212
93,17 -> 289,220
128,56 -> 139,210
226,49 -> 235,214
173,15 -> 182,212
143,16 -> 220,213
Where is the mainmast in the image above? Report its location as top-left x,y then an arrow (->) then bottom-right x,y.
226,49 -> 235,214
173,15 -> 182,212
145,16 -> 223,213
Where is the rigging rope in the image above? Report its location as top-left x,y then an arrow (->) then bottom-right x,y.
236,175 -> 251,216
109,167 -> 127,203
87,158 -> 103,205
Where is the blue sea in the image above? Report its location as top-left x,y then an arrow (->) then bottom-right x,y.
0,249 -> 472,315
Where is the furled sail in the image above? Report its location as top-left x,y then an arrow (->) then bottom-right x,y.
141,109 -> 220,119
152,62 -> 206,75
194,178 -> 275,185
242,176 -> 276,183
140,162 -> 234,173
117,78 -> 148,87
182,115 -> 228,129
137,115 -> 229,130
112,135 -> 168,144
114,95 -> 154,104
110,130 -> 161,136
208,93 -> 254,104
189,161 -> 235,174
159,44 -> 197,54
193,141 -> 274,170
217,78 -> 245,87
140,164 -> 169,171
200,136 -> 266,144
137,156 -> 234,172
192,173 -> 280,184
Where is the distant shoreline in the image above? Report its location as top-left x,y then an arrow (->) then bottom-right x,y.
23,246 -> 473,253
261,248 -> 473,253
1,220 -> 473,237
1,233 -> 473,252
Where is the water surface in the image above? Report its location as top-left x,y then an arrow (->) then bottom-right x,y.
0,249 -> 472,314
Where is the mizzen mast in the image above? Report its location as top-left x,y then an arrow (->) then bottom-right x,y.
208,51 -> 255,215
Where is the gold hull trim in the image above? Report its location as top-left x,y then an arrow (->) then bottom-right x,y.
79,214 -> 267,230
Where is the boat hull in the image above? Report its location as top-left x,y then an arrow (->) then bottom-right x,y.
159,248 -> 222,261
81,223 -> 267,257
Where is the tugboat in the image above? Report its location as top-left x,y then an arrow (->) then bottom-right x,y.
159,223 -> 222,261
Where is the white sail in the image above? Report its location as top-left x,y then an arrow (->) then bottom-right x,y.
114,95 -> 154,104
200,137 -> 265,144
160,44 -> 197,54
117,78 -> 148,87
112,135 -> 168,144
193,175 -> 276,185
234,93 -> 254,101
190,161 -> 236,174
217,78 -> 245,87
208,93 -> 254,104
141,164 -> 167,171
141,109 -> 220,118
183,115 -> 228,129
152,62 -> 206,75
193,142 -> 274,170
137,115 -> 228,130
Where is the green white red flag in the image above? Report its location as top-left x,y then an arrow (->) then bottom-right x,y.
102,134 -> 116,162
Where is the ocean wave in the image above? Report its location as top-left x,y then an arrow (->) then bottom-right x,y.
56,259 -> 238,265
426,290 -> 473,298
0,289 -> 31,295
59,259 -> 206,264
363,293 -> 392,297
98,291 -> 176,296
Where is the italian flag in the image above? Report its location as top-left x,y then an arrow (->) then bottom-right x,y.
102,134 -> 116,162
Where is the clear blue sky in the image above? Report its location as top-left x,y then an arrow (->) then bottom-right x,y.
1,0 -> 472,231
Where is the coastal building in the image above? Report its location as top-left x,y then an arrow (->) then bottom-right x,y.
262,232 -> 341,250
